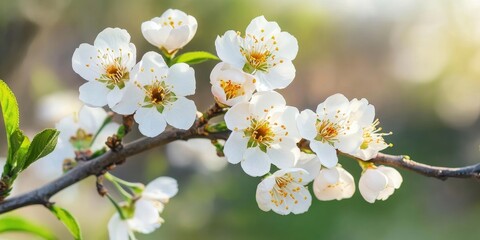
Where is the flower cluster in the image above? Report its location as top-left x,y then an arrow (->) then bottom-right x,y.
214,16 -> 402,215
72,10 -> 198,138
53,8 -> 405,238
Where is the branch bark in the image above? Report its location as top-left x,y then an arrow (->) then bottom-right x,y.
369,153 -> 480,180
0,123 -> 479,214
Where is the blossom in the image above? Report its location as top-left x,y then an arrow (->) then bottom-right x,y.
166,139 -> 227,171
72,28 -> 136,108
210,62 -> 256,107
359,166 -> 402,203
224,91 -> 301,176
112,51 -> 197,137
297,93 -> 371,168
215,16 -> 298,91
256,168 -> 311,215
313,166 -> 355,201
36,105 -> 119,178
141,9 -> 198,55
349,98 -> 391,160
108,177 -> 178,240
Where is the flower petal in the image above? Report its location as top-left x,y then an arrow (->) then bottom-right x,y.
297,109 -> 317,140
241,147 -> 271,177
166,63 -> 195,96
224,102 -> 251,130
111,83 -> 144,115
309,141 -> 338,168
378,166 -> 403,189
275,31 -> 298,60
144,176 -> 178,201
249,91 -> 286,118
223,132 -> 248,164
359,169 -> 388,203
321,167 -> 340,184
72,43 -> 101,81
289,183 -> 312,214
267,138 -> 299,169
94,28 -> 132,51
79,81 -> 109,107
107,86 -> 125,109
163,97 -> 197,130
254,59 -> 295,91
134,107 -> 167,137
108,213 -> 130,240
215,30 -> 244,69
256,176 -> 276,212
163,26 -> 191,52
129,199 -> 161,234
246,16 -> 281,37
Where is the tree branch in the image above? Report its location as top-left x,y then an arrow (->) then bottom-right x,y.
368,153 -> 480,180
0,127 -> 479,214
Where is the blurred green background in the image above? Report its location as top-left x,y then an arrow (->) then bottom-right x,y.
1,0 -> 480,239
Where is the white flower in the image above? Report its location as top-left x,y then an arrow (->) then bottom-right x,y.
224,91 -> 301,176
256,168 -> 311,215
108,177 -> 178,240
166,139 -> 227,172
141,9 -> 198,55
359,166 -> 402,203
313,166 -> 355,201
297,93 -> 371,168
349,98 -> 391,160
112,51 -> 197,137
215,16 -> 298,91
36,106 -> 119,178
72,28 -> 136,108
210,62 -> 256,107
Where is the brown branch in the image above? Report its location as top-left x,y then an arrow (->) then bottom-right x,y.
1,129 -> 479,214
369,152 -> 480,180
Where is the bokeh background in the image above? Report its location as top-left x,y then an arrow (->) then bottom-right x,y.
1,0 -> 480,239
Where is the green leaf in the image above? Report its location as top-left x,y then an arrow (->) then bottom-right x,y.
20,129 -> 59,171
49,206 -> 82,240
173,51 -> 219,65
0,80 -> 20,162
7,130 -> 30,176
0,215 -> 57,240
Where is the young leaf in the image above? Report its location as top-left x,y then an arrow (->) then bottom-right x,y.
6,130 -> 30,176
20,129 -> 59,171
0,215 -> 57,240
49,205 -> 82,240
173,51 -> 219,65
0,80 -> 20,161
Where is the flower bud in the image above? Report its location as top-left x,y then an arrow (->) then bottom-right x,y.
141,9 -> 198,55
